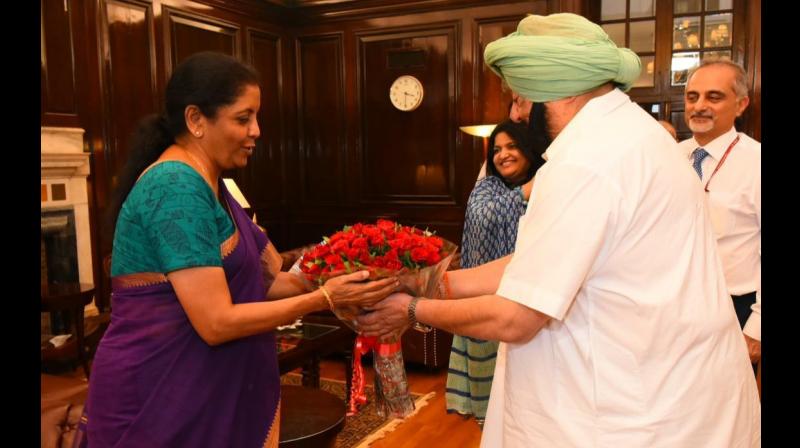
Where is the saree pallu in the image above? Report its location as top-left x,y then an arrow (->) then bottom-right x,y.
76,183 -> 280,448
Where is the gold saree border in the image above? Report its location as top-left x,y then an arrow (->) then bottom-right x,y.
262,400 -> 281,448
261,242 -> 283,285
112,230 -> 241,290
220,230 -> 240,259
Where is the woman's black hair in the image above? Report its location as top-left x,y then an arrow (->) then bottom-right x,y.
486,103 -> 551,186
105,52 -> 260,238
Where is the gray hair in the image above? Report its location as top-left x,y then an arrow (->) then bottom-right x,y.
686,57 -> 749,100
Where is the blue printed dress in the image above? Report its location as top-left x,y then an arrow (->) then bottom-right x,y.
446,175 -> 528,423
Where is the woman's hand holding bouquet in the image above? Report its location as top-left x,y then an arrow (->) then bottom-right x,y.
320,270 -> 399,310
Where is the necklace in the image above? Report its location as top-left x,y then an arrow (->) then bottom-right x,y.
184,149 -> 210,180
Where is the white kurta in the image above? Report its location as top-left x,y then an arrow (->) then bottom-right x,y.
482,89 -> 761,447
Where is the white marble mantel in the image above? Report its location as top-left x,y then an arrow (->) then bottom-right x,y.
41,126 -> 97,316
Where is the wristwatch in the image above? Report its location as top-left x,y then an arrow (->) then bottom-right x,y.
408,296 -> 433,333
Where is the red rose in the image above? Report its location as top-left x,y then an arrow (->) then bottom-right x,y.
410,247 -> 429,263
385,249 -> 399,261
315,244 -> 331,257
387,239 -> 403,250
362,225 -> 381,238
369,234 -> 385,246
359,252 -> 372,264
385,259 -> 402,270
352,237 -> 368,249
377,219 -> 395,231
325,254 -> 342,266
331,239 -> 350,253
346,247 -> 361,261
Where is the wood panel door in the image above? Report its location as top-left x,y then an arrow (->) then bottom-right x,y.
357,25 -> 458,204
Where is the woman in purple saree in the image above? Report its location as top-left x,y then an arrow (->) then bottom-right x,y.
74,52 -> 397,447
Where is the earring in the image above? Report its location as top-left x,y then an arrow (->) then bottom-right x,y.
195,131 -> 202,137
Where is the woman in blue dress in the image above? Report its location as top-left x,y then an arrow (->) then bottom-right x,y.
446,111 -> 549,427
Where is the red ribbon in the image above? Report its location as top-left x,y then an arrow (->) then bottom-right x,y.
347,335 -> 402,416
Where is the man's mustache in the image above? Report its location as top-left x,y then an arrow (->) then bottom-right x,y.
690,112 -> 714,119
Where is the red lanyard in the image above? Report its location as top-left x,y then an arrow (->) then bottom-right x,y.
703,135 -> 740,192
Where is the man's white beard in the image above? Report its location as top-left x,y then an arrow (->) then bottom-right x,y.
688,117 -> 714,134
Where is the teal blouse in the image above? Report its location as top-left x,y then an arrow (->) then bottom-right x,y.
110,161 -> 235,277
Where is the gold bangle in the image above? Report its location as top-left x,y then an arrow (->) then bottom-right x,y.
319,286 -> 334,310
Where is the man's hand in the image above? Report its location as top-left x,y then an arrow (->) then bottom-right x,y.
357,292 -> 414,338
744,333 -> 761,363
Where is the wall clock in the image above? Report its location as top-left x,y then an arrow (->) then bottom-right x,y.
389,75 -> 424,112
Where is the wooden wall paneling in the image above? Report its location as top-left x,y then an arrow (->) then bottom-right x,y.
162,6 -> 241,72
295,33 -> 347,204
475,17 -> 530,125
244,28 -> 286,207
91,0 -> 159,308
243,27 -> 291,247
290,0 -> 538,24
41,0 -> 80,126
744,0 -> 760,140
357,24 -> 458,204
98,0 -> 159,196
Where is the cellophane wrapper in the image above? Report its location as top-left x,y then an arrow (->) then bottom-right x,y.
291,239 -> 457,418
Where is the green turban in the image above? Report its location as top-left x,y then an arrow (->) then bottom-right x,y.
484,13 -> 642,102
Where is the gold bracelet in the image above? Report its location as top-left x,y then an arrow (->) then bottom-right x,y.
319,286 -> 334,310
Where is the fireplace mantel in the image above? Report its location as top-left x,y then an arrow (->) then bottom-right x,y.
41,152 -> 91,178
41,126 -> 97,316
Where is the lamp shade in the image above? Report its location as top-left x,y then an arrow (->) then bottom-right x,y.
459,124 -> 496,138
222,178 -> 251,209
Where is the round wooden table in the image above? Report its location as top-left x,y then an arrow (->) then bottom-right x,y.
279,385 -> 345,448
41,282 -> 95,378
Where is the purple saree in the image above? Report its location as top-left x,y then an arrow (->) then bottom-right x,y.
76,183 -> 280,447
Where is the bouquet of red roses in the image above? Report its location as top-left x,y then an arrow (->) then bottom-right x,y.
295,219 -> 457,418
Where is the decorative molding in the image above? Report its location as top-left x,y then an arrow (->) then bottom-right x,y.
162,5 -> 242,73
283,0 -> 536,23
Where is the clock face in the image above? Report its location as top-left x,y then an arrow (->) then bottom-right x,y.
389,75 -> 424,112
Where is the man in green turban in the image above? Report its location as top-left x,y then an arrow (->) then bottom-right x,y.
359,13 -> 761,447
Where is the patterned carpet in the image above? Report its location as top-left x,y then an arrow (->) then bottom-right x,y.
280,373 -> 433,448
